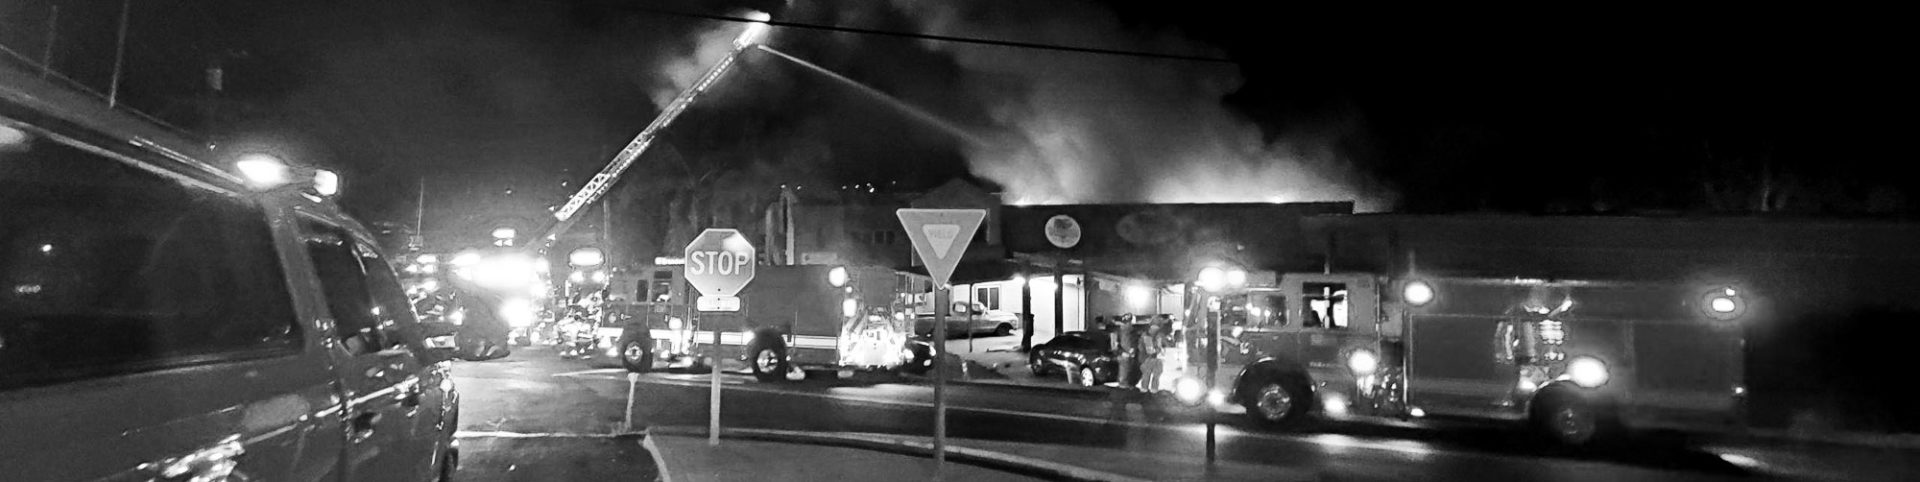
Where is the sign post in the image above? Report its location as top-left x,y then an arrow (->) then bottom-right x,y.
897,209 -> 986,475
684,229 -> 756,447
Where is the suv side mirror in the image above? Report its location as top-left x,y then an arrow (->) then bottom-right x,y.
419,321 -> 461,364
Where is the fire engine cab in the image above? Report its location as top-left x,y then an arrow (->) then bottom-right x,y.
601,264 -> 930,381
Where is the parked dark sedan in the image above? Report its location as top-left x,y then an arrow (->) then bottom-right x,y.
1028,331 -> 1119,386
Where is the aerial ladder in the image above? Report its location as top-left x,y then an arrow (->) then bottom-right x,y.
531,20 -> 771,253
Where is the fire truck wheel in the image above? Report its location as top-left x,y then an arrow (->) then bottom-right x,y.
1531,389 -> 1613,447
1243,376 -> 1310,427
749,339 -> 791,383
618,336 -> 653,373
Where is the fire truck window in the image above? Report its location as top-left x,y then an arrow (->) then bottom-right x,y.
1303,283 -> 1349,330
1255,294 -> 1287,327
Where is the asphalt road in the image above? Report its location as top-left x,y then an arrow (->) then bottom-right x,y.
451,345 -> 1917,481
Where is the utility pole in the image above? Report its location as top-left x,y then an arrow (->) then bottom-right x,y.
107,0 -> 132,108
40,5 -> 58,78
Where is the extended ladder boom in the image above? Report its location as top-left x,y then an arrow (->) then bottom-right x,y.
534,40 -> 755,252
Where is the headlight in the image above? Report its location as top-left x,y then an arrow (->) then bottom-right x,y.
842,298 -> 858,318
1172,377 -> 1207,406
1403,280 -> 1435,306
1566,356 -> 1610,388
1700,286 -> 1747,321
828,266 -> 849,287
1348,349 -> 1379,376
668,317 -> 684,330
501,299 -> 535,327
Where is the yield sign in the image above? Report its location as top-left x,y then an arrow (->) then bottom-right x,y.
897,209 -> 986,286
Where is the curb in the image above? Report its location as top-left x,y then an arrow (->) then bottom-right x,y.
1720,428 -> 1920,451
645,426 -> 1152,482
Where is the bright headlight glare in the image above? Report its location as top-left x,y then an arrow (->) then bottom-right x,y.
1197,267 -> 1225,292
1403,280 -> 1435,306
843,298 -> 858,318
1227,269 -> 1248,287
1709,296 -> 1737,313
1349,349 -> 1379,375
828,266 -> 849,287
501,299 -> 535,327
668,317 -> 684,330
1567,356 -> 1610,388
1173,377 -> 1208,405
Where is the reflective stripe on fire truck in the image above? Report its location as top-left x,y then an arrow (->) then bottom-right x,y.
672,331 -> 839,348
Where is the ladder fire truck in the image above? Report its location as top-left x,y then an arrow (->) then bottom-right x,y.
1167,214 -> 1920,445
591,263 -> 934,381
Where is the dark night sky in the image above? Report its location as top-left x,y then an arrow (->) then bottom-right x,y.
3,1 -> 1912,228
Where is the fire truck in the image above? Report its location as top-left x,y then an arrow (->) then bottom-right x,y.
592,263 -> 933,381
1167,214 -> 1920,446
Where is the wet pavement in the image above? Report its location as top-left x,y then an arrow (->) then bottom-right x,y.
450,341 -> 1920,481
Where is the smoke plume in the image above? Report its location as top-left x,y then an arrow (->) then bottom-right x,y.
888,0 -> 1388,210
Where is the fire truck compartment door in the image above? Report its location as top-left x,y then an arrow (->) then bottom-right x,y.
1405,314 -> 1515,412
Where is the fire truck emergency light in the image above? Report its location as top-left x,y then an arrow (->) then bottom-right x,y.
1403,280 -> 1436,306
1566,356 -> 1610,388
828,266 -> 849,287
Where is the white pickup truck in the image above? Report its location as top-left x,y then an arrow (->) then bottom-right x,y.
914,301 -> 1023,337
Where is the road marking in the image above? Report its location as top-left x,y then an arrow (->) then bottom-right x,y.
551,368 -> 628,378
625,376 -> 1461,459
641,434 -> 676,482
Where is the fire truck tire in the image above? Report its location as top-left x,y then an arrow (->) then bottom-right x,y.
1530,389 -> 1615,447
1241,375 -> 1310,428
748,338 -> 791,383
618,336 -> 653,373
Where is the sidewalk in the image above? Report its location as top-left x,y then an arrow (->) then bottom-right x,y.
646,426 -> 1302,482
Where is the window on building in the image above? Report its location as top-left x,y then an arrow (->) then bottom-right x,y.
978,287 -> 1000,310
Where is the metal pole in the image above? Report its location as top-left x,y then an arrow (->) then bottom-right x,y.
933,286 -> 949,473
1020,259 -> 1034,351
41,6 -> 58,78
1053,256 -> 1065,336
625,373 -> 641,432
966,287 -> 975,353
709,315 -> 722,446
107,0 -> 132,108
1205,290 -> 1219,463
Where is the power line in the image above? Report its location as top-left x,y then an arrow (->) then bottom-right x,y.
631,7 -> 1238,64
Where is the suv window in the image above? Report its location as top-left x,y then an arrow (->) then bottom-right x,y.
0,123 -> 299,391
300,221 -> 387,354
357,245 -> 420,351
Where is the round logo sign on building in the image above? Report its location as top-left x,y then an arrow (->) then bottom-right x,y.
683,229 -> 756,297
1045,214 -> 1082,249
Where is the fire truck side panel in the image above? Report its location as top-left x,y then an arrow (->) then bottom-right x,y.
1405,315 -> 1513,415
1401,278 -> 1744,429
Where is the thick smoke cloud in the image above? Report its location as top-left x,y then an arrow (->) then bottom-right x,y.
886,0 -> 1388,209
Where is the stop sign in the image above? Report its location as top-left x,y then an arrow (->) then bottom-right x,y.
683,228 -> 756,297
